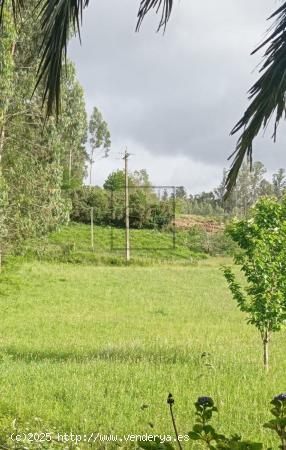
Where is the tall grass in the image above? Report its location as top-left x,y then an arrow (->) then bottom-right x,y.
0,259 -> 284,447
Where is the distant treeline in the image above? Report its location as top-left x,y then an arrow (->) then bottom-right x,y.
69,162 -> 286,230
175,161 -> 286,219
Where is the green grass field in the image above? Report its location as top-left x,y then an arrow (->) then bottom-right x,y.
0,253 -> 285,448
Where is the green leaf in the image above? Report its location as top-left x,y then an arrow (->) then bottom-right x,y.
188,431 -> 201,440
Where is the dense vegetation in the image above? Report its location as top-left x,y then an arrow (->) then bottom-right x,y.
0,1 -> 88,258
69,169 -> 174,230
68,162 -> 286,236
179,162 -> 286,219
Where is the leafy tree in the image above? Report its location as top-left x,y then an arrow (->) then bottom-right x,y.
103,169 -> 172,228
234,162 -> 267,216
133,169 -> 151,187
213,162 -> 273,218
103,169 -> 133,191
223,197 -> 286,370
69,186 -> 109,224
162,189 -> 169,201
259,178 -> 273,198
176,186 -> 187,199
1,1 -> 88,247
273,169 -> 286,200
88,107 -> 111,186
59,63 -> 88,189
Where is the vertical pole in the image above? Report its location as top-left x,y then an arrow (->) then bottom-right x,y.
91,207 -> 94,252
173,186 -> 176,250
89,149 -> 93,186
110,189 -> 114,251
68,149 -> 72,186
124,150 -> 130,262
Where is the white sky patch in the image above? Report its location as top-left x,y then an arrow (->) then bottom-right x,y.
88,141 -> 223,194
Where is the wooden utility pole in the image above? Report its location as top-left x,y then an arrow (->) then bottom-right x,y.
91,207 -> 94,252
123,150 -> 130,262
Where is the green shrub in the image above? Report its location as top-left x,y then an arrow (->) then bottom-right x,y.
139,393 -> 286,450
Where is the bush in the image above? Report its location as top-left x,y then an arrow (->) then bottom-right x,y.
69,186 -> 173,230
139,393 -> 286,450
187,226 -> 237,256
69,186 -> 109,224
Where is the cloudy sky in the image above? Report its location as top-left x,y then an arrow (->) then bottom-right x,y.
69,0 -> 286,193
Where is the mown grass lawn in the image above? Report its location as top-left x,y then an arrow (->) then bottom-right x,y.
0,259 -> 285,447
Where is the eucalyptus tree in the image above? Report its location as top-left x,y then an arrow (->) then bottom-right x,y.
0,4 -> 15,258
272,169 -> 286,200
1,0 -> 286,192
58,63 -> 88,189
1,0 -> 88,245
88,107 -> 111,186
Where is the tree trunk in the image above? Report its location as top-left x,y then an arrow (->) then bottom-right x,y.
0,40 -> 15,271
89,149 -> 94,186
263,332 -> 270,371
0,127 -> 5,272
68,148 -> 72,186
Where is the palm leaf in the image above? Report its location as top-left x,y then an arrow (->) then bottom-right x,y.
1,0 -> 173,115
34,0 -> 89,116
226,1 -> 286,196
35,0 -> 173,115
136,0 -> 173,31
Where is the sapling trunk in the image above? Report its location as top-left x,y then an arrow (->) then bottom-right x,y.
262,331 -> 270,371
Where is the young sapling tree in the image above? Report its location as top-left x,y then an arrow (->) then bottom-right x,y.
223,197 -> 286,370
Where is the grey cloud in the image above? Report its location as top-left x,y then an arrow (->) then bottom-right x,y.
69,0 -> 286,188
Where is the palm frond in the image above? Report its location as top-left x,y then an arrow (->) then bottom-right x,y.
36,0 -> 173,115
226,1 -> 286,196
1,0 -> 173,115
34,0 -> 89,116
136,0 -> 173,31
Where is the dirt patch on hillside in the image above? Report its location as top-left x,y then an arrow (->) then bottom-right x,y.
175,216 -> 224,233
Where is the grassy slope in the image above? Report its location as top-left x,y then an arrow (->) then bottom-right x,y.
19,223 -> 207,265
0,259 -> 285,447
